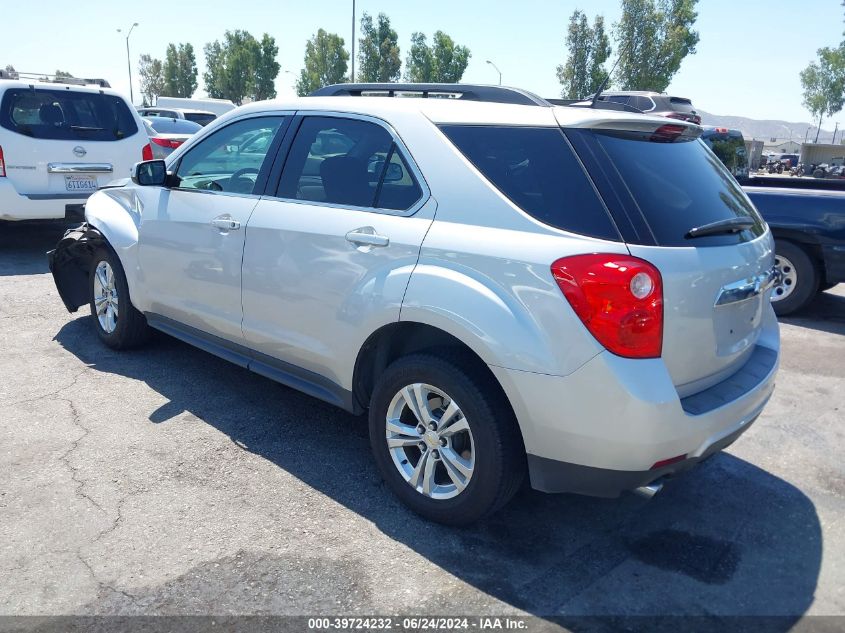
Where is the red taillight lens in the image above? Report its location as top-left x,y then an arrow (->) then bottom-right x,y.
665,112 -> 686,120
551,254 -> 663,359
651,454 -> 687,470
150,137 -> 184,149
0,145 -> 5,177
651,124 -> 687,142
142,143 -> 153,161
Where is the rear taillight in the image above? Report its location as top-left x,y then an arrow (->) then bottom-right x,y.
0,145 -> 5,177
142,143 -> 153,161
150,137 -> 184,149
665,112 -> 687,120
651,124 -> 687,142
551,254 -> 663,359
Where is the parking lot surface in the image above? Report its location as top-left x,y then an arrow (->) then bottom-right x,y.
1,222 -> 844,627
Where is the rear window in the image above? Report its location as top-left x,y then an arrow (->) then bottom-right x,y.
439,125 -> 620,240
0,88 -> 138,141
183,112 -> 216,126
668,97 -> 695,114
585,129 -> 765,247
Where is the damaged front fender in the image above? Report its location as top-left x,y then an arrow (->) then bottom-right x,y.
47,223 -> 105,313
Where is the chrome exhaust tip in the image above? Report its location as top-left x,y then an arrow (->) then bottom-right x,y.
634,482 -> 664,499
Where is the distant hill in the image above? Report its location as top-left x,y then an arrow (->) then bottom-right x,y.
698,111 -> 838,144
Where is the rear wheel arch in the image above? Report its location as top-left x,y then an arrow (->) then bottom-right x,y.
352,322 -> 520,435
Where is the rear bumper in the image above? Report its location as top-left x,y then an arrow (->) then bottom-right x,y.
490,308 -> 779,497
0,180 -> 90,221
526,408 -> 761,496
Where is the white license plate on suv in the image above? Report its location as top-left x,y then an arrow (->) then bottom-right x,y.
64,175 -> 98,192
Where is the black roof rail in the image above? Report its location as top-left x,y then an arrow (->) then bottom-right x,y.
309,83 -> 551,106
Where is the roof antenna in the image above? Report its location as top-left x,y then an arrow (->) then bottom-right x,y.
591,42 -> 629,108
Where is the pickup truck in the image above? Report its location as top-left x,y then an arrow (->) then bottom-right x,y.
743,176 -> 845,315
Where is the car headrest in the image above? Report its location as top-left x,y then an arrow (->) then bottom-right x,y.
39,103 -> 64,126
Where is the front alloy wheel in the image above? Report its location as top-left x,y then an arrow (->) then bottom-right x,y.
385,383 -> 475,500
92,260 -> 119,334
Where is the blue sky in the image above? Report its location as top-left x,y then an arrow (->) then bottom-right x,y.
3,0 -> 843,126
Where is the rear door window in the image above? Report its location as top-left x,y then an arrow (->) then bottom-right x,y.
440,125 -> 620,240
0,88 -> 138,140
573,128 -> 765,247
277,116 -> 423,211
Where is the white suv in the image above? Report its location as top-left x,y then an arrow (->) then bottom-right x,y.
0,79 -> 149,221
49,85 -> 780,524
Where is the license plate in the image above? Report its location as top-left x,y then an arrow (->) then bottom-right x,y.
64,175 -> 98,192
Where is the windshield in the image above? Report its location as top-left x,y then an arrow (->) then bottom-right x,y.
579,129 -> 765,247
0,88 -> 138,140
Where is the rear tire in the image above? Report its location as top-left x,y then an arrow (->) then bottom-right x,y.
368,353 -> 525,525
771,240 -> 818,316
88,247 -> 150,349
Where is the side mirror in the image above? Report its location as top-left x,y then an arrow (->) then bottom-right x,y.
131,160 -> 168,186
384,162 -> 404,182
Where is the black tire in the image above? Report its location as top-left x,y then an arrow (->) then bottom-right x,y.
88,246 -> 150,349
772,240 -> 818,316
368,352 -> 525,525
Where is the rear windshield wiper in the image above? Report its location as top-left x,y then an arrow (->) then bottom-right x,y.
71,125 -> 105,132
685,217 -> 756,239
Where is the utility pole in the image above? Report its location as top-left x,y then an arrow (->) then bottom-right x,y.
833,122 -> 840,145
350,0 -> 356,82
117,23 -> 139,104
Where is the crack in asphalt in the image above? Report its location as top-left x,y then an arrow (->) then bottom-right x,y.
76,551 -> 139,607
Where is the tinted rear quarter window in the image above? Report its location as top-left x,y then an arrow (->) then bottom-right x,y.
0,88 -> 138,141
440,125 -> 619,241
581,129 -> 764,247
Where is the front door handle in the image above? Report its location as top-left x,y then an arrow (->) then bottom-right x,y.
345,228 -> 389,248
211,215 -> 241,231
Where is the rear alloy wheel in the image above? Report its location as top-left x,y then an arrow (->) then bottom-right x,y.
369,353 -> 524,525
89,247 -> 150,349
771,240 -> 818,316
384,383 -> 476,500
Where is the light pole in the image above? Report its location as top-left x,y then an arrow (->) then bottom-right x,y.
350,0 -> 356,82
117,23 -> 139,104
833,122 -> 840,145
486,60 -> 502,85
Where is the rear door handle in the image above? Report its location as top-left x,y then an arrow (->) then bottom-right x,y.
345,228 -> 389,248
211,215 -> 241,231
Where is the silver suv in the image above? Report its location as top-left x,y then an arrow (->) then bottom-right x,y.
50,85 -> 780,525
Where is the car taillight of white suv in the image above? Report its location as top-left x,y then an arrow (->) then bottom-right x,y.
47,85 -> 779,524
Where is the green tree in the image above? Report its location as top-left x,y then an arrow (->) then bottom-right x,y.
404,33 -> 432,82
557,10 -> 611,99
138,54 -> 165,106
800,46 -> 845,143
296,29 -> 349,96
254,33 -> 280,101
614,0 -> 699,91
203,31 -> 279,104
357,12 -> 401,82
404,31 -> 470,83
163,43 -> 197,97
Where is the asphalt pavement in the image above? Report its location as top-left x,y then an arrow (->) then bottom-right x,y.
1,221 -> 843,630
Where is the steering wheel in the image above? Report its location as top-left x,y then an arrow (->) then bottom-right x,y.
229,167 -> 260,185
